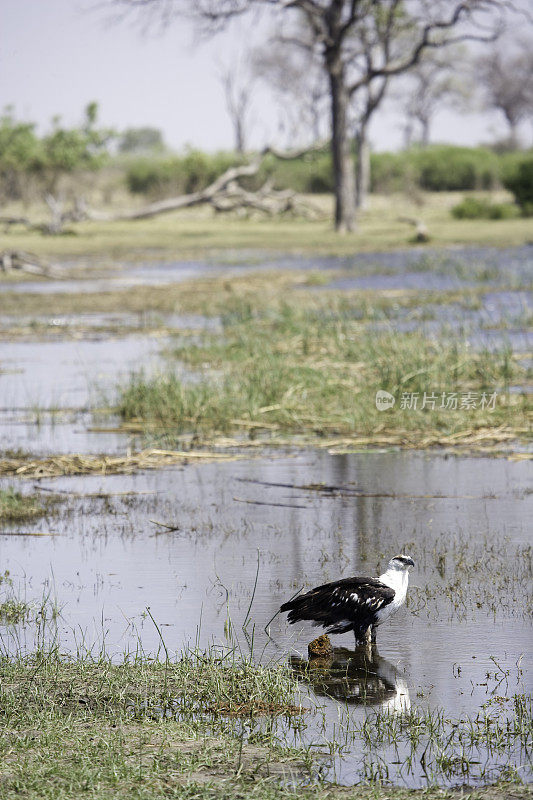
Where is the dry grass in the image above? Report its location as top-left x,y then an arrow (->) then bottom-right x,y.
0,448 -> 245,479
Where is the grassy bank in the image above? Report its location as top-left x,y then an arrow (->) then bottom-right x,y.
0,649 -> 307,799
0,647 -> 530,799
1,192 -> 532,264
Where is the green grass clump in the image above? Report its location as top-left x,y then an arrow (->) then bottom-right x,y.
0,487 -> 59,523
0,598 -> 30,623
118,302 -> 530,443
0,649 -> 309,799
0,648 -> 530,798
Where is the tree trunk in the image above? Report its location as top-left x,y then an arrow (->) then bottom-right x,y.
235,117 -> 245,154
355,127 -> 370,209
329,68 -> 357,232
420,116 -> 430,147
504,113 -> 518,149
403,120 -> 414,150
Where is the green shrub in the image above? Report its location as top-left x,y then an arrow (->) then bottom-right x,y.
451,196 -> 519,220
502,156 -> 533,215
370,152 -> 409,193
125,148 -> 334,197
125,151 -> 240,197
370,146 -> 501,193
126,158 -> 163,194
124,145 -> 533,201
413,146 -> 500,191
265,151 -> 333,193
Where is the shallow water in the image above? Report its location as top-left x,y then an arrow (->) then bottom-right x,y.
1,450 -> 531,786
2,260 -> 221,294
0,334 -> 173,455
326,272 -> 477,292
0,335 -> 170,410
6,244 -> 533,294
309,244 -> 533,284
0,311 -> 220,335
0,409 -> 137,455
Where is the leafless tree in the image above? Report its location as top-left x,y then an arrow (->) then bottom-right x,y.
476,38 -> 533,147
254,17 -> 389,209
395,47 -> 472,147
352,76 -> 390,209
112,0 -> 516,232
252,35 -> 328,146
219,63 -> 255,153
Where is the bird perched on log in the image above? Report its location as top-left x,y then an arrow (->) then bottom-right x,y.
280,554 -> 415,645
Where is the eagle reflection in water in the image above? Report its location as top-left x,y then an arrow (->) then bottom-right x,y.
289,645 -> 410,713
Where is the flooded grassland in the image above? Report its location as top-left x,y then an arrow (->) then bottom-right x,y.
0,245 -> 531,798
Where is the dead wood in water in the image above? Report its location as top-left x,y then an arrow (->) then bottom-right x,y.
1,531 -> 56,537
233,496 -> 309,510
34,485 -> 161,498
150,519 -> 181,533
0,249 -> 58,276
235,477 -> 501,500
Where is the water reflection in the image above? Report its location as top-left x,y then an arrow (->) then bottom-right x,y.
290,645 -> 410,713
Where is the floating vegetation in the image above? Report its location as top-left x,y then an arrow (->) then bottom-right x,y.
0,486 -> 60,522
0,598 -> 30,624
0,572 -> 29,623
0,448 -> 245,479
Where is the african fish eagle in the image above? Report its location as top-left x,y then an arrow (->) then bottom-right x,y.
280,554 -> 415,644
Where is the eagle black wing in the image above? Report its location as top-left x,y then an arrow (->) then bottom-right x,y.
280,576 -> 395,639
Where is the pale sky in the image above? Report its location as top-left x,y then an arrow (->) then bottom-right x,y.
1,0 -> 529,153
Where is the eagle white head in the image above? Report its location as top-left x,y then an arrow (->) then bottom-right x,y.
379,554 -> 415,602
388,554 -> 415,572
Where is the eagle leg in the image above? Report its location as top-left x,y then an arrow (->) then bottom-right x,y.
371,626 -> 377,643
354,626 -> 372,646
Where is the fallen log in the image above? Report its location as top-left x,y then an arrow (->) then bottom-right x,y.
0,249 -> 57,276
85,143 -> 328,223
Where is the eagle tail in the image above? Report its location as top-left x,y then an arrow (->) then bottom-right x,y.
325,620 -> 355,635
281,593 -> 357,634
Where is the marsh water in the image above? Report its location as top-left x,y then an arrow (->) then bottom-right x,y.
0,450 -> 531,785
0,245 -> 532,787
